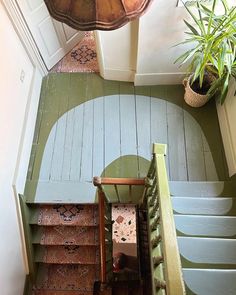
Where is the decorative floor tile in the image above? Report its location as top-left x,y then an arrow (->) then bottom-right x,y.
41,245 -> 100,264
112,205 -> 137,243
40,226 -> 99,246
38,205 -> 98,226
51,32 -> 99,73
37,264 -> 99,291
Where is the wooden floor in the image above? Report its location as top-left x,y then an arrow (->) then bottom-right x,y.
24,73 -> 228,203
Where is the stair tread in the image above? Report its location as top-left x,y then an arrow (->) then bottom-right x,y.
31,204 -> 98,226
183,268 -> 236,295
178,237 -> 236,267
36,264 -> 100,291
172,197 -> 236,216
175,215 -> 236,238
33,226 -> 99,245
35,245 -> 100,264
169,181 -> 236,197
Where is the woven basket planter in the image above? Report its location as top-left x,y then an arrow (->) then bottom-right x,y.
183,75 -> 212,107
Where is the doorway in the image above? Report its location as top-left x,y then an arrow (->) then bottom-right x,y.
50,31 -> 99,73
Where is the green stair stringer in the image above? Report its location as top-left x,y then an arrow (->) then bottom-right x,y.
19,195 -> 37,286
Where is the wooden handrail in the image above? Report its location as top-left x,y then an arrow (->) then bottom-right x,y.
154,144 -> 185,294
93,177 -> 146,186
145,143 -> 185,295
98,189 -> 106,284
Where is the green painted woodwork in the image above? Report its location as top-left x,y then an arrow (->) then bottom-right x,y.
152,143 -> 167,155
23,275 -> 32,295
19,195 -> 37,282
145,144 -> 185,295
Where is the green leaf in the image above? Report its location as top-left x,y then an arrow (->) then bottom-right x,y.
184,20 -> 200,36
184,3 -> 206,35
199,4 -> 212,15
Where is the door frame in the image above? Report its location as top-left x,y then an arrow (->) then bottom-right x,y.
2,0 -> 48,75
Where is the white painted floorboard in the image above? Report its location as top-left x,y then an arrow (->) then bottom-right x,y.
39,96 -> 217,183
35,95 -> 219,201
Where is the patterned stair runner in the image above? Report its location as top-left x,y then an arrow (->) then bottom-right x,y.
38,204 -> 98,226
36,245 -> 100,264
32,204 -> 100,294
40,226 -> 99,245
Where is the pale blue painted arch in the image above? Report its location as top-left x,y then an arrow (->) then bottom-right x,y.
35,95 -> 218,202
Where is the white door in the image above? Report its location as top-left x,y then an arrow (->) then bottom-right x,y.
16,0 -> 84,70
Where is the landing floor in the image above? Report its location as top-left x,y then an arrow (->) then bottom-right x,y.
24,73 -> 228,203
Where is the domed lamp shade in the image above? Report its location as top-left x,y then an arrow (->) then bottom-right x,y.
44,0 -> 153,31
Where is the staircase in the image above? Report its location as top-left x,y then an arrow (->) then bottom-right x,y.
170,181 -> 236,295
28,203 -> 100,294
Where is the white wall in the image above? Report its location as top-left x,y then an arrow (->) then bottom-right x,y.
0,3 -> 41,294
95,20 -> 139,82
135,0 -> 189,85
96,0 -> 235,85
96,0 -> 189,84
217,79 -> 236,177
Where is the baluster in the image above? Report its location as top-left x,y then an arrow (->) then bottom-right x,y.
148,187 -> 157,206
153,255 -> 164,267
129,185 -> 132,202
154,278 -> 166,290
147,158 -> 155,179
114,184 -> 120,203
150,213 -> 160,231
151,234 -> 161,248
145,177 -> 154,188
150,198 -> 159,218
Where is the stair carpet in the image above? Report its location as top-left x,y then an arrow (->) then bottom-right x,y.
170,181 -> 236,295
31,204 -> 100,295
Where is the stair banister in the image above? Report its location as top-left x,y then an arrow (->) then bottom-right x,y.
145,143 -> 186,295
93,177 -> 113,288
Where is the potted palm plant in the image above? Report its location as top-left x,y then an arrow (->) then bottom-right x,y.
175,0 -> 236,107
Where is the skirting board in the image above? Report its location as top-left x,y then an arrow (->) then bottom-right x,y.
216,79 -> 236,177
102,68 -> 135,82
134,72 -> 187,85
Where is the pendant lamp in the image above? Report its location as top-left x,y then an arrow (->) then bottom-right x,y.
44,0 -> 153,31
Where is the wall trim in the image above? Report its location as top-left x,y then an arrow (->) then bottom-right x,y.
103,68 -> 135,82
94,31 -> 105,78
134,72 -> 187,85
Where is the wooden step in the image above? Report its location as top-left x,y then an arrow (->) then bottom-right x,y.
169,181 -> 236,198
174,215 -> 236,238
35,264 -> 100,291
178,237 -> 236,268
32,291 -> 93,295
32,226 -> 99,245
183,268 -> 236,295
25,180 -> 97,204
35,245 -> 100,264
30,204 -> 98,226
172,197 -> 236,216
